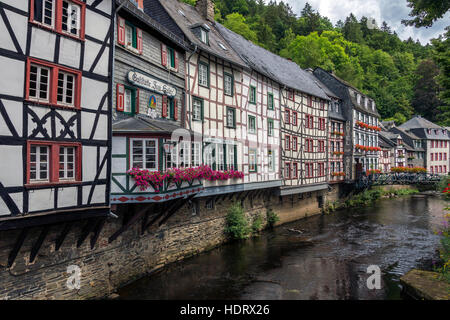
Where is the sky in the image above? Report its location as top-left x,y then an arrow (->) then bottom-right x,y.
284,0 -> 449,44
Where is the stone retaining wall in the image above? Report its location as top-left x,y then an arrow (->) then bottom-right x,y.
0,186 -> 341,300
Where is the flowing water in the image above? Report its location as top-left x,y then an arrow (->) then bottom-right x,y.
118,195 -> 447,300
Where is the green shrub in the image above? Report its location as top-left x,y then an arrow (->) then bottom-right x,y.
438,175 -> 450,200
251,213 -> 264,233
225,203 -> 251,240
266,208 -> 279,228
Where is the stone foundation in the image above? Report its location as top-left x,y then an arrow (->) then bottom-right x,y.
0,186 -> 342,300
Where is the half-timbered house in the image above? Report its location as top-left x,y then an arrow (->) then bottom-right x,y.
111,0 -> 205,211
144,0 -> 274,208
305,70 -> 346,184
313,67 -> 380,180
0,0 -> 113,229
399,116 -> 450,174
216,23 -> 282,191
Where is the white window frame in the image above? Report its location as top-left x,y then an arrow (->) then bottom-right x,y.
124,89 -> 132,113
193,98 -> 202,121
62,0 -> 81,36
224,74 -> 233,95
227,144 -> 235,170
191,142 -> 201,167
30,145 -> 50,182
248,115 -> 256,134
34,0 -> 55,28
268,149 -> 275,172
130,138 -> 158,171
56,71 -> 75,107
125,24 -> 133,47
29,64 -> 51,103
249,149 -> 257,172
200,28 -> 208,44
59,146 -> 75,180
198,63 -> 208,87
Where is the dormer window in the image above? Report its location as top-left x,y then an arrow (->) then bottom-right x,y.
200,28 -> 209,44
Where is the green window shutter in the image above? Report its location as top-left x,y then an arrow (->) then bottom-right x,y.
169,98 -> 174,119
234,145 -> 237,170
212,147 -> 216,170
231,75 -> 234,96
201,99 -> 204,120
233,108 -> 236,127
223,144 -> 227,169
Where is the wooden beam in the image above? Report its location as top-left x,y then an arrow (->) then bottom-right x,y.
90,217 -> 106,249
55,222 -> 73,251
8,228 -> 29,267
141,212 -> 150,235
0,207 -> 109,231
30,225 -> 50,263
158,195 -> 195,226
108,206 -> 150,243
77,219 -> 97,247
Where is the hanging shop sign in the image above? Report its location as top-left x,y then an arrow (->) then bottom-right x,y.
127,70 -> 177,97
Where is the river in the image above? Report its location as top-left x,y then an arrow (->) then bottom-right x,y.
118,195 -> 447,300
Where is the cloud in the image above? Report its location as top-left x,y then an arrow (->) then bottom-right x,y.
283,0 -> 449,44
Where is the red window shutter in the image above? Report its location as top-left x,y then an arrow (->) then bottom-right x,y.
116,83 -> 124,111
161,44 -> 167,67
117,16 -> 125,45
135,88 -> 140,114
162,95 -> 168,117
136,28 -> 143,54
174,50 -> 179,71
174,99 -> 178,120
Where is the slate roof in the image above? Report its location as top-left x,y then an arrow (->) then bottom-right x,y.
314,67 -> 379,117
390,127 -> 425,152
117,0 -> 189,50
399,115 -> 443,130
303,71 -> 345,120
399,116 -> 450,140
215,23 -> 330,100
113,115 -> 184,134
152,0 -> 246,68
378,132 -> 396,148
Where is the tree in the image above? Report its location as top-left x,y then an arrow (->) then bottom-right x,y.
432,29 -> 450,126
402,0 -> 450,27
411,59 -> 441,121
342,14 -> 364,44
223,13 -> 258,43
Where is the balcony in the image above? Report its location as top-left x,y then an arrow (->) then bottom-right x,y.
111,166 -> 244,204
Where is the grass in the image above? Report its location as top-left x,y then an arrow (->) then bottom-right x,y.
323,186 -> 420,213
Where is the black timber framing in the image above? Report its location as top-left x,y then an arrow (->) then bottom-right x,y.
29,225 -> 50,263
77,219 -> 98,248
158,195 -> 195,226
90,217 -> 107,249
55,222 -> 73,251
8,228 -> 29,267
108,205 -> 152,243
0,207 -> 109,231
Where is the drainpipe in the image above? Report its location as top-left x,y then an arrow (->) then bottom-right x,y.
186,44 -> 198,132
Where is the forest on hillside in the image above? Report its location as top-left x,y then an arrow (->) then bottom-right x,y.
182,0 -> 450,127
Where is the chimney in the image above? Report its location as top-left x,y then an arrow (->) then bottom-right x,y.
196,0 -> 215,22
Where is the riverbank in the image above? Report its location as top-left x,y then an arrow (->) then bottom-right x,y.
118,195 -> 447,299
0,186 -> 340,300
400,269 -> 450,300
323,185 -> 425,214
